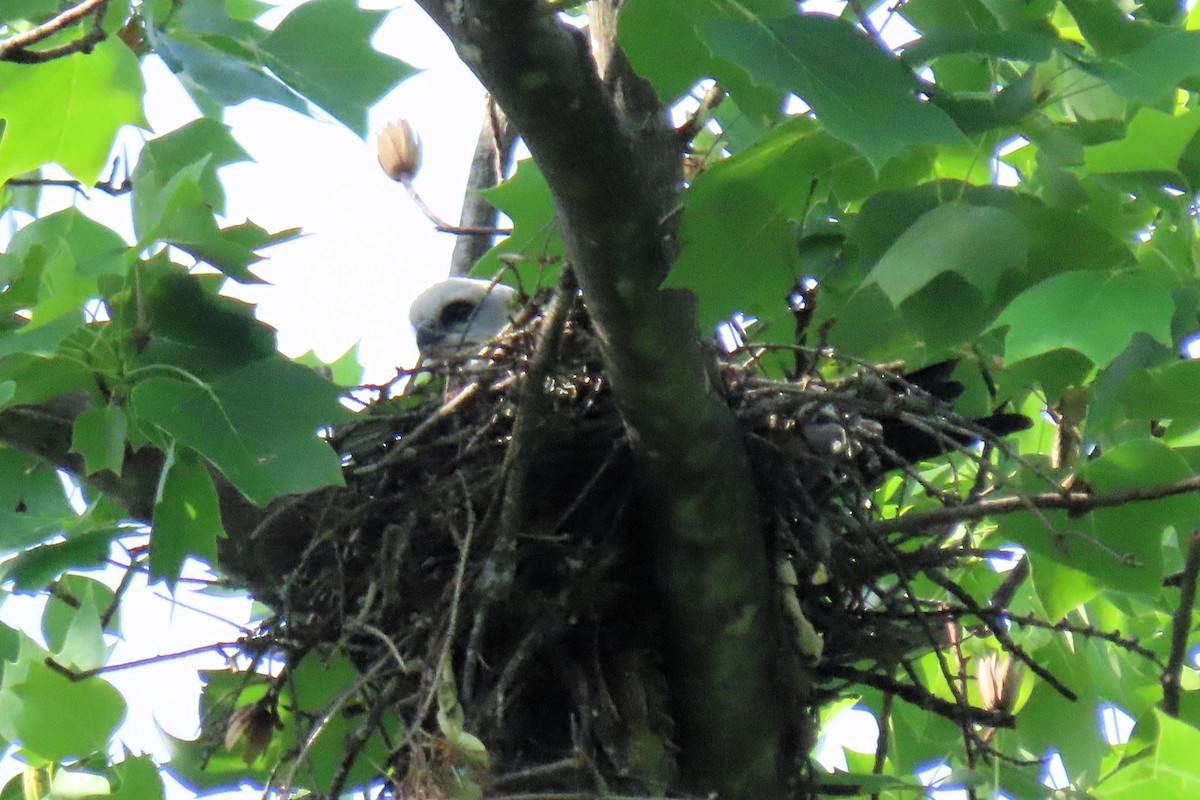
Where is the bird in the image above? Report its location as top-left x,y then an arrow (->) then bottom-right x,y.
408,277 -> 518,356
880,359 -> 1031,464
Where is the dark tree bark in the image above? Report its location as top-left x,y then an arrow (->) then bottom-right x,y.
409,3 -> 798,796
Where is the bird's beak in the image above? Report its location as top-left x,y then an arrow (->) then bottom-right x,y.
415,324 -> 443,352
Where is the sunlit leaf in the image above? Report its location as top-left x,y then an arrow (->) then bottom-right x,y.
0,40 -> 146,186
994,271 -> 1173,367
1084,107 -> 1200,174
0,636 -> 125,762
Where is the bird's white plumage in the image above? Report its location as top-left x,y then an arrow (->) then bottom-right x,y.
408,277 -> 518,355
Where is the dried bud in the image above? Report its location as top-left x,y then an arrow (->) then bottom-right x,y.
377,118 -> 422,182
977,652 -> 1024,713
225,703 -> 275,764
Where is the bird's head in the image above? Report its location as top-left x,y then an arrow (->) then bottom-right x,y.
408,277 -> 518,356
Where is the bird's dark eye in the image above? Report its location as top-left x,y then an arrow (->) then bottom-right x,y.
439,299 -> 479,327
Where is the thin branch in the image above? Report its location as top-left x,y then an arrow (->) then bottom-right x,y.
1163,529 -> 1200,716
859,473 -> 1200,537
818,663 -> 1014,728
45,639 -> 249,680
400,177 -> 511,237
0,0 -> 110,63
450,99 -> 518,276
4,173 -> 132,196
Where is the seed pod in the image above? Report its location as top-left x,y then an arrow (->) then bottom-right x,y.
377,118 -> 422,182
225,703 -> 275,764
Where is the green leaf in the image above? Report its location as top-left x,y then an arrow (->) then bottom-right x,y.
0,635 -> 125,761
150,446 -> 223,585
133,268 -> 277,378
1086,28 -> 1200,102
0,39 -> 146,186
901,28 -> 1065,65
132,119 -> 250,220
261,0 -> 417,137
1028,554 -> 1101,621
129,358 -> 350,506
667,118 -> 863,330
1002,440 -> 1190,594
109,756 -> 165,800
1099,711 -> 1200,796
471,160 -> 564,287
868,203 -> 1028,304
143,14 -> 306,119
41,575 -> 118,653
618,0 -> 791,122
1115,360 -> 1200,419
699,15 -> 968,169
156,210 -> 296,283
1084,107 -> 1200,174
54,593 -> 110,672
71,405 -> 129,476
0,207 -> 129,327
0,450 -> 75,552
293,343 -> 364,387
995,272 -> 1173,367
6,529 -> 123,593
1,0 -> 62,20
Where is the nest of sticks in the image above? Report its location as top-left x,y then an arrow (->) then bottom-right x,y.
210,292 -> 1094,798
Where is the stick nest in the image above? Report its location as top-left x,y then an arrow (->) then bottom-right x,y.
214,299 -> 1054,798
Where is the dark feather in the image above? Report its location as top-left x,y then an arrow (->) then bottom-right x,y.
878,359 -> 1031,464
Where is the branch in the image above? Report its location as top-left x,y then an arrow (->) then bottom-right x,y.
0,0 -> 110,63
449,100 -> 518,277
858,473 -> 1200,537
1163,529 -> 1200,716
414,2 -> 792,796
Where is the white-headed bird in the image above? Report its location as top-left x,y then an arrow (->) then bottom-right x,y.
408,278 -> 517,356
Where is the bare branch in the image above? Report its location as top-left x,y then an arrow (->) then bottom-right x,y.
859,473 -> 1200,537
1163,529 -> 1200,716
449,100 -> 518,277
0,0 -> 110,63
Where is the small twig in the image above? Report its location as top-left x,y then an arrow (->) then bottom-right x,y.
492,755 -> 585,788
273,658 -> 386,800
845,0 -> 888,51
400,177 -> 512,237
1162,529 -> 1200,716
870,691 -> 892,800
45,639 -> 248,680
817,663 -> 1014,728
928,571 -> 1079,703
858,473 -> 1200,537
0,0 -> 110,63
325,676 -> 397,800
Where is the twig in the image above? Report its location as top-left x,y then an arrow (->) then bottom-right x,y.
858,473 -> 1200,537
400,177 -> 512,237
870,691 -> 892,800
817,663 -> 1014,728
928,571 -> 1079,703
1162,529 -> 1200,716
45,639 -> 249,680
0,0 -> 110,63
4,173 -> 131,196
